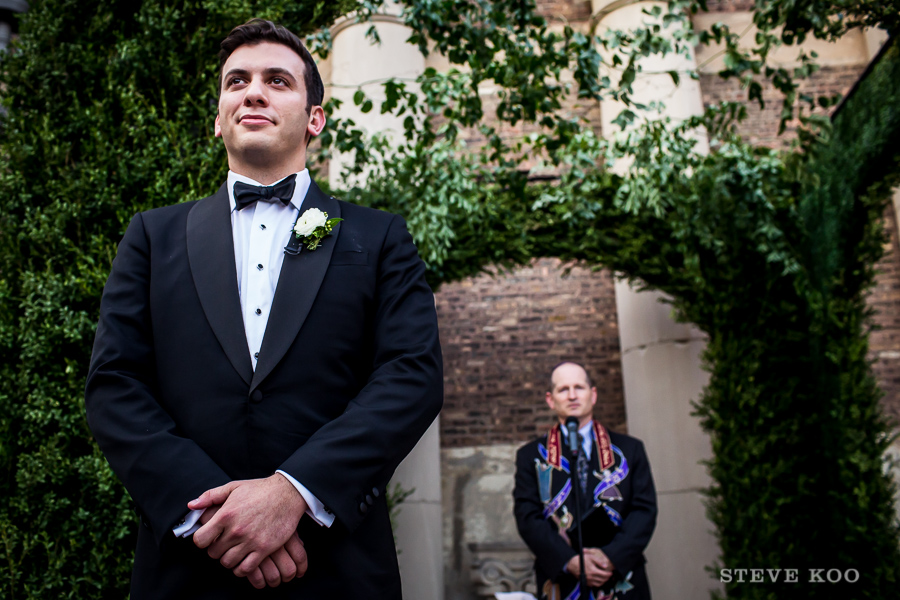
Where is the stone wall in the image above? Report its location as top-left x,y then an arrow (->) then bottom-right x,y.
442,444 -> 523,600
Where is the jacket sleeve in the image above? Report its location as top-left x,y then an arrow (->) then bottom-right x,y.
513,443 -> 577,582
601,439 -> 658,575
276,214 -> 443,533
85,213 -> 231,547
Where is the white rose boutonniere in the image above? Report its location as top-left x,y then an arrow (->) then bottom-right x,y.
294,207 -> 328,237
284,207 -> 343,255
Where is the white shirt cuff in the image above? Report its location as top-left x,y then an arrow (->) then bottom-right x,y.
173,508 -> 203,538
171,471 -> 335,538
277,470 -> 335,527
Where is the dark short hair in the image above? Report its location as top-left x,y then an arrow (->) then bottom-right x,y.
549,361 -> 594,391
218,19 -> 324,113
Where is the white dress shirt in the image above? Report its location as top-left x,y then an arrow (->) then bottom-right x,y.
174,169 -> 334,538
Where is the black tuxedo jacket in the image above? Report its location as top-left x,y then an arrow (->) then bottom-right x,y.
85,180 -> 443,599
514,425 -> 657,600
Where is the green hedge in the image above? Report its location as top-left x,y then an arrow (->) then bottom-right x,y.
700,37 -> 900,598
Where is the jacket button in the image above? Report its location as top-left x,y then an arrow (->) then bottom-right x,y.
359,502 -> 368,514
371,487 -> 380,498
250,390 -> 263,403
365,494 -> 374,505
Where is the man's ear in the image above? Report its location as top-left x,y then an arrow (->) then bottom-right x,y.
307,105 -> 326,138
214,114 -> 222,138
545,392 -> 555,411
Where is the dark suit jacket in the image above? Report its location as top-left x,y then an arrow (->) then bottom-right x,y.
514,424 -> 657,600
85,180 -> 443,599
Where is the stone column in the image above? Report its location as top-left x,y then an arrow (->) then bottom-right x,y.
863,27 -> 889,61
592,1 -> 721,597
0,20 -> 10,51
594,0 -> 708,157
329,6 -> 443,599
328,0 -> 424,189
392,418 -> 444,600
893,189 -> 900,254
0,0 -> 29,52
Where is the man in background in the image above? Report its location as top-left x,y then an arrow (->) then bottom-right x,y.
514,362 -> 656,599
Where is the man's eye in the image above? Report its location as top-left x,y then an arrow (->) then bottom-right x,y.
272,77 -> 286,85
228,77 -> 244,86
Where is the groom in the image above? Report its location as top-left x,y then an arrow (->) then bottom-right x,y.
85,19 -> 443,599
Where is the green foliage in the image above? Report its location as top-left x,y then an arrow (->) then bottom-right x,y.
386,481 -> 415,553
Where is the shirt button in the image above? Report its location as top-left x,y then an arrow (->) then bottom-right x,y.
255,308 -> 262,315
257,263 -> 263,270
254,352 -> 259,359
260,224 -> 267,230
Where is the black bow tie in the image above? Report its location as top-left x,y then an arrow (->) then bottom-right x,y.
233,174 -> 297,211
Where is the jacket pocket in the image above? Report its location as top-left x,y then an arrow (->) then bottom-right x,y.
331,250 -> 368,266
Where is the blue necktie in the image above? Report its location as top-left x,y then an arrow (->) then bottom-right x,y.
576,433 -> 589,496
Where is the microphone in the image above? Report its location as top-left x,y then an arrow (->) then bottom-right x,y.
565,416 -> 580,455
565,415 -> 589,594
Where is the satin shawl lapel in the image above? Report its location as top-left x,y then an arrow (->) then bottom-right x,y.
251,182 -> 340,391
186,184 -> 253,386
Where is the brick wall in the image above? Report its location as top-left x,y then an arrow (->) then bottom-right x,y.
699,65 -> 867,148
703,0 -> 755,12
436,259 -> 627,448
869,202 -> 900,424
535,0 -> 592,22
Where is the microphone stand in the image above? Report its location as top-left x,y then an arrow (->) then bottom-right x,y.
567,421 -> 589,598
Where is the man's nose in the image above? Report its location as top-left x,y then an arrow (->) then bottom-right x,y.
243,79 -> 268,105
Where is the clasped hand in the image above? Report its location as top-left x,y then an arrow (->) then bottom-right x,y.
566,548 -> 615,588
189,474 -> 309,589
